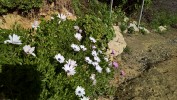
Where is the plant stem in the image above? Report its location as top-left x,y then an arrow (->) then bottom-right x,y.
110,0 -> 113,19
138,0 -> 145,28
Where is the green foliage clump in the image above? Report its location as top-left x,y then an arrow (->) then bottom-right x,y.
116,0 -> 152,15
72,0 -> 112,24
96,0 -> 152,15
76,15 -> 115,47
127,27 -> 135,34
150,11 -> 177,29
119,22 -> 128,33
0,0 -> 43,14
0,15 -> 115,99
72,0 -> 116,43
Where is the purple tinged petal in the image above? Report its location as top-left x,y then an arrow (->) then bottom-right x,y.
120,70 -> 126,76
111,50 -> 115,55
113,62 -> 118,68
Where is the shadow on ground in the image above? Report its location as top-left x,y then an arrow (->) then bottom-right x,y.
0,64 -> 41,100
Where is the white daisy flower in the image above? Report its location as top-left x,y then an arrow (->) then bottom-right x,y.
90,74 -> 96,85
32,20 -> 39,30
78,29 -> 83,33
74,26 -> 80,30
106,67 -> 111,73
85,57 -> 93,64
92,62 -> 99,67
71,44 -> 80,52
74,33 -> 82,41
93,80 -> 97,85
92,45 -> 97,49
80,45 -> 87,51
95,65 -> 102,73
75,86 -> 85,97
23,45 -> 36,57
54,53 -> 65,63
90,74 -> 95,80
57,13 -> 66,21
4,34 -> 22,45
94,56 -> 101,62
92,50 -> 98,57
89,37 -> 96,43
62,64 -> 76,76
66,59 -> 77,67
81,96 -> 90,100
104,57 -> 109,62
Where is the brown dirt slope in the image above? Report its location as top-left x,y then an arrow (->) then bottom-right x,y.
115,28 -> 177,99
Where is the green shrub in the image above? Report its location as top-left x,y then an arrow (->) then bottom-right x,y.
0,15 -> 115,99
72,0 -> 112,24
150,11 -> 177,29
119,22 -> 128,33
127,27 -> 135,34
98,0 -> 152,15
76,15 -> 115,47
72,0 -> 117,46
112,9 -> 127,24
0,0 -> 43,14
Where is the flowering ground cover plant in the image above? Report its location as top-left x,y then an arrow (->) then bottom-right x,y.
0,14 -> 116,99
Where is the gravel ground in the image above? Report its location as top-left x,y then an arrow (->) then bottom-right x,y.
114,28 -> 177,99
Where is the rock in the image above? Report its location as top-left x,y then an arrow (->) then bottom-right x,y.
106,26 -> 127,56
139,27 -> 150,34
158,25 -> 167,32
128,23 -> 139,32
